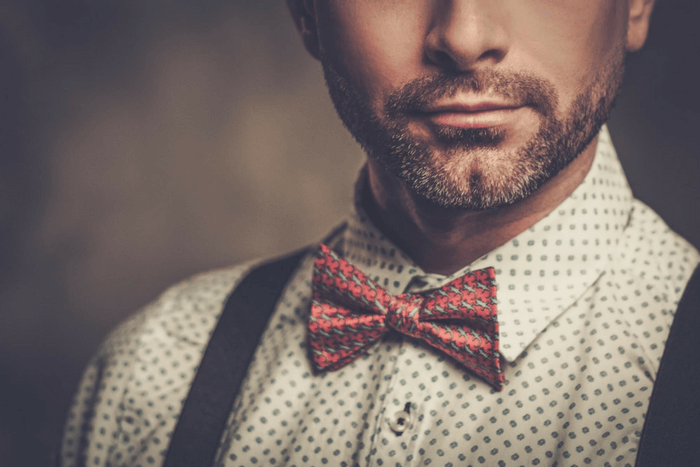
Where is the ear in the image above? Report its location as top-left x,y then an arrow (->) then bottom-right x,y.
286,0 -> 321,60
626,0 -> 656,52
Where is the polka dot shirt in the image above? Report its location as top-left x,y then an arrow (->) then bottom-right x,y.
60,126 -> 699,467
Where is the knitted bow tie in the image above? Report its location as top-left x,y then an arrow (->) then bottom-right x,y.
309,244 -> 505,391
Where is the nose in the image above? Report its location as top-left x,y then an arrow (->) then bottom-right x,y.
424,0 -> 510,72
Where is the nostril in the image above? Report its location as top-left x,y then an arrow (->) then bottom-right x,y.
479,47 -> 506,64
427,48 -> 460,69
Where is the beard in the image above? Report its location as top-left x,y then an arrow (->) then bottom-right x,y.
321,48 -> 625,210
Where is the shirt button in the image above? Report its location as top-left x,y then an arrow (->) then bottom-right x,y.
389,403 -> 412,435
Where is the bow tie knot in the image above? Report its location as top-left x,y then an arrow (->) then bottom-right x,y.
310,244 -> 505,390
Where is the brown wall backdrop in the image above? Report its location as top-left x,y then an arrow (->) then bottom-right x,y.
1,1 -> 698,466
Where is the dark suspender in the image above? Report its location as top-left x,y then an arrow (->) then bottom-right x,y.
162,255 -> 700,467
162,248 -> 308,467
635,264 -> 700,467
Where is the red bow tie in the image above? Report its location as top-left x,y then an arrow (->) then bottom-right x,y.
309,244 -> 505,391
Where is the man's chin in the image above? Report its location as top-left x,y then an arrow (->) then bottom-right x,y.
372,154 -> 533,212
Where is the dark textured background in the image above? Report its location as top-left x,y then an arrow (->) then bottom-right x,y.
0,1 -> 698,466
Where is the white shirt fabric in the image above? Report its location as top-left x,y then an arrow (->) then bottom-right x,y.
60,126 -> 699,467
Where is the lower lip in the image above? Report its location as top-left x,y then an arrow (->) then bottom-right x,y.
425,108 -> 521,129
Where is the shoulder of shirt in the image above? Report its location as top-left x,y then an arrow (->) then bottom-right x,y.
617,198 -> 700,305
94,257 -> 266,362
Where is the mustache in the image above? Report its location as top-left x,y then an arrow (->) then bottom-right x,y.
385,69 -> 559,118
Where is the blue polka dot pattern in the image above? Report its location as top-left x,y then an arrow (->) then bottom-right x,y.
59,126 -> 699,467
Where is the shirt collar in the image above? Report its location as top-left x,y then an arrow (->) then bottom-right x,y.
328,125 -> 634,362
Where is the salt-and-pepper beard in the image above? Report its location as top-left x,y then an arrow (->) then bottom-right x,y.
321,47 -> 625,211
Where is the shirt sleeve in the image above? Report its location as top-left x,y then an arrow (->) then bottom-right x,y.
57,265 -> 249,467
58,310 -> 158,467
618,201 -> 700,376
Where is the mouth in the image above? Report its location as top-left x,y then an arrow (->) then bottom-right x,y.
414,101 -> 528,129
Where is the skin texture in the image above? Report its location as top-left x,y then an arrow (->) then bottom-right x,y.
288,0 -> 656,274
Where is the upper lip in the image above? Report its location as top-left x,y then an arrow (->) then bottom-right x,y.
422,101 -> 523,114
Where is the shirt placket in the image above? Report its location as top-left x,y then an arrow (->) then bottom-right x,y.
363,339 -> 448,467
345,336 -> 414,467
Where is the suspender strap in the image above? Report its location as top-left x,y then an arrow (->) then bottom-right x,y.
636,264 -> 700,466
162,248 -> 308,467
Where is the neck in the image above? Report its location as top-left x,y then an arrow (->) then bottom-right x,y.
363,138 -> 598,275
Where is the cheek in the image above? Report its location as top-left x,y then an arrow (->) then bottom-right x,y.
315,1 -> 428,111
509,0 -> 627,105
